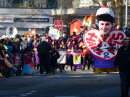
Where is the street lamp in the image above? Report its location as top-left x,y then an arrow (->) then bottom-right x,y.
61,0 -> 62,20
125,0 -> 128,26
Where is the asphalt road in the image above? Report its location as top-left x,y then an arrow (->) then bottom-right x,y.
0,68 -> 128,97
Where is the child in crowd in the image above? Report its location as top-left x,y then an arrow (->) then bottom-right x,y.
22,51 -> 33,75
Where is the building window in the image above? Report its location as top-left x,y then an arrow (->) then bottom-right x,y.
47,0 -> 57,8
0,0 -> 5,7
12,0 -> 23,7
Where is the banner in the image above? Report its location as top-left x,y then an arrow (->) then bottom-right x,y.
57,51 -> 67,64
73,55 -> 81,64
48,27 -> 60,40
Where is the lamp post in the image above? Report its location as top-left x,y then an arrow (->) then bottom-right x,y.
61,0 -> 62,20
125,0 -> 128,26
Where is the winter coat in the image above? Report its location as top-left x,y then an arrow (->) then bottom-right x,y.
24,54 -> 31,64
37,41 -> 52,57
114,46 -> 130,72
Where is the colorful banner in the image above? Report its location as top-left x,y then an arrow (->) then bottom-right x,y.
73,55 -> 81,64
54,20 -> 63,35
57,51 -> 67,64
83,29 -> 126,69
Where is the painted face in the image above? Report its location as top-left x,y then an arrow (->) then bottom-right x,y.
99,21 -> 112,35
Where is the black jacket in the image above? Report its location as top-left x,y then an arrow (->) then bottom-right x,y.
37,41 -> 52,57
114,46 -> 130,72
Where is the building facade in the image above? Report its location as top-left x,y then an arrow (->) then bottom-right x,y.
0,0 -> 129,36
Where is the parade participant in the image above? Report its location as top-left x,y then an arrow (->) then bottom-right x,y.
58,38 -> 67,70
83,6 -> 126,73
50,47 -> 60,74
67,37 -> 78,71
66,38 -> 71,49
22,51 -> 33,75
77,38 -> 83,50
114,38 -> 130,97
45,35 -> 51,44
58,38 -> 67,51
77,38 -> 86,70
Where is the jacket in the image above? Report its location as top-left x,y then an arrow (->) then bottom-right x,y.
37,41 -> 52,57
24,54 -> 31,64
114,46 -> 130,72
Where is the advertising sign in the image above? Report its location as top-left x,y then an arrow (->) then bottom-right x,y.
14,18 -> 49,22
0,17 -> 14,23
54,20 -> 63,35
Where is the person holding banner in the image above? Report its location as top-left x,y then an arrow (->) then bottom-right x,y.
77,38 -> 87,70
45,35 -> 51,44
67,38 -> 77,71
66,38 -> 72,49
58,38 -> 67,51
58,38 -> 67,70
83,6 -> 126,73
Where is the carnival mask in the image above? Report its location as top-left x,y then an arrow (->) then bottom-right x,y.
99,21 -> 112,35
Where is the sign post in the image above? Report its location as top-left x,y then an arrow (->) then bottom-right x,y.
54,20 -> 63,36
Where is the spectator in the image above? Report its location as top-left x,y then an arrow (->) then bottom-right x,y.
114,38 -> 130,97
125,25 -> 130,37
112,22 -> 117,30
92,24 -> 99,30
37,38 -> 52,75
22,51 -> 33,75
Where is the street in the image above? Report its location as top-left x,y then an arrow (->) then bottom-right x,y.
0,69 -> 128,97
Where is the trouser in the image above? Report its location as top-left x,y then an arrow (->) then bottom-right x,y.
119,71 -> 130,93
39,56 -> 50,74
82,57 -> 86,69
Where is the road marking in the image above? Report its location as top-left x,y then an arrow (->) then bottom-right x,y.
30,91 -> 36,92
19,94 -> 27,96
95,75 -> 107,76
48,75 -> 62,77
69,76 -> 82,77
26,93 -> 32,94
22,76 -> 39,78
